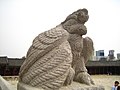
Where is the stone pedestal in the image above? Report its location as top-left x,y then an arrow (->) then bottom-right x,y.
0,76 -> 104,90
0,76 -> 16,90
60,82 -> 105,90
17,82 -> 44,90
18,81 -> 104,90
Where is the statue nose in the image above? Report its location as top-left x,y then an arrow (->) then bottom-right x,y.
81,12 -> 85,17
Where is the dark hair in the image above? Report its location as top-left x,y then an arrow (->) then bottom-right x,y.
115,81 -> 119,84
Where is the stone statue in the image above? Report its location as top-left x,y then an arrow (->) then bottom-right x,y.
62,8 -> 94,85
18,8 -> 94,90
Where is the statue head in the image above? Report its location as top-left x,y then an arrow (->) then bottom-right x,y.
77,8 -> 89,24
61,8 -> 89,36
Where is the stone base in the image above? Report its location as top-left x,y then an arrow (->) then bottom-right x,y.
17,82 -> 44,90
18,81 -> 104,90
60,82 -> 105,90
0,76 -> 104,90
0,76 -> 16,90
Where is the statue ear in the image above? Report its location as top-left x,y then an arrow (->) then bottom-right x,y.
81,8 -> 88,15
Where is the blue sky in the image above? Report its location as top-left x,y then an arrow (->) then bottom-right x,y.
0,0 -> 120,58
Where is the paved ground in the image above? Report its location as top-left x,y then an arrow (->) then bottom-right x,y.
91,75 -> 120,90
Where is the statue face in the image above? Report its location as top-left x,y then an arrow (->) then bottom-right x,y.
79,26 -> 87,35
78,9 -> 89,24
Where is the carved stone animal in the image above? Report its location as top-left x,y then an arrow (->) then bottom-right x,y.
18,8 -> 94,90
62,8 -> 94,85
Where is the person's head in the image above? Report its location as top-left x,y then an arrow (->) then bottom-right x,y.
114,81 -> 119,86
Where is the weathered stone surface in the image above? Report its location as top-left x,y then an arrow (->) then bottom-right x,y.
18,82 -> 104,90
62,8 -> 94,85
18,8 -> 104,90
60,82 -> 104,90
0,76 -> 16,90
17,82 -> 43,90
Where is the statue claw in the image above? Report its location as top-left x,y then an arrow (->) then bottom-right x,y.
74,72 -> 95,85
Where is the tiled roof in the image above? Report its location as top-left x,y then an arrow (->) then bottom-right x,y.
86,60 -> 120,67
8,58 -> 24,66
0,56 -> 8,64
0,57 -> 24,66
8,59 -> 24,66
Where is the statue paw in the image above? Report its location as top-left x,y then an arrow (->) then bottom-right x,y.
64,67 -> 75,86
74,72 -> 95,85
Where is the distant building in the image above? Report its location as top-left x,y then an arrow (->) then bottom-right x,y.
108,50 -> 115,60
95,50 -> 105,61
117,53 -> 120,60
96,50 -> 104,56
99,57 -> 108,61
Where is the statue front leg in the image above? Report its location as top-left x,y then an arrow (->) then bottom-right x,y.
64,67 -> 75,86
75,71 -> 95,85
73,56 -> 95,85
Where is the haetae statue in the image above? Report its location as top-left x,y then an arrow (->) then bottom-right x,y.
17,8 -> 95,90
62,8 -> 94,85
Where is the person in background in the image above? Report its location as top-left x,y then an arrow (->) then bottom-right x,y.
112,81 -> 119,90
